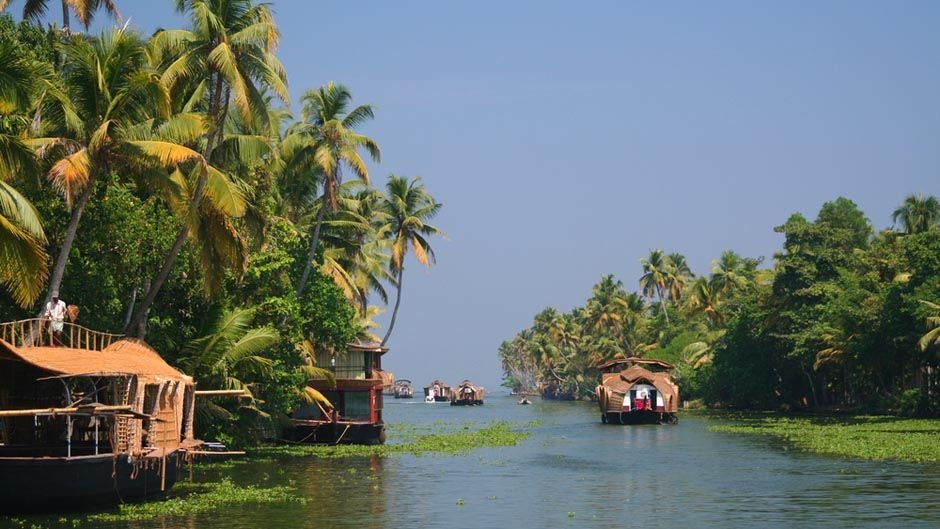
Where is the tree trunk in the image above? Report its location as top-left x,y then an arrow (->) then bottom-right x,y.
124,75 -> 227,337
656,285 -> 670,324
295,201 -> 328,298
61,0 -> 70,32
122,285 -> 137,329
380,267 -> 403,347
40,178 -> 95,312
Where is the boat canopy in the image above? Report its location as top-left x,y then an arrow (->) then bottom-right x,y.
596,356 -> 675,371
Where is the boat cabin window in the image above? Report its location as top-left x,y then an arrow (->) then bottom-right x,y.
343,391 -> 371,421
141,384 -> 160,447
316,350 -> 369,379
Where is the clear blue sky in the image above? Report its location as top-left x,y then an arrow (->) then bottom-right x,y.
10,1 -> 938,389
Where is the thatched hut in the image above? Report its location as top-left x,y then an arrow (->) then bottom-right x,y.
595,357 -> 678,425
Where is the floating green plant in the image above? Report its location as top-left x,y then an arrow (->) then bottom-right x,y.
710,414 -> 940,463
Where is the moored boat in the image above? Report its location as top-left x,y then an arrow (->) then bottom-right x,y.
0,319 -> 200,513
393,379 -> 414,399
423,380 -> 450,402
595,357 -> 679,425
291,342 -> 389,445
450,380 -> 485,406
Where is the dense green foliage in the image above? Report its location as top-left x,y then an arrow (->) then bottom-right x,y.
501,197 -> 940,416
0,3 -> 443,444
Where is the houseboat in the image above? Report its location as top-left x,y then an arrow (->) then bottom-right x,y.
393,379 -> 414,399
424,380 -> 450,402
291,342 -> 389,445
595,356 -> 679,425
0,319 -> 199,512
450,380 -> 485,406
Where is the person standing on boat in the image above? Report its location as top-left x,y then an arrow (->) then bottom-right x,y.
42,292 -> 67,346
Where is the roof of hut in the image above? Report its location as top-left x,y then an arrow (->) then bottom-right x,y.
0,338 -> 190,381
374,369 -> 394,386
596,356 -> 675,371
348,342 -> 389,354
395,379 -> 412,385
425,379 -> 449,388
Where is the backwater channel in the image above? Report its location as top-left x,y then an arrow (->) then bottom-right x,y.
4,395 -> 939,529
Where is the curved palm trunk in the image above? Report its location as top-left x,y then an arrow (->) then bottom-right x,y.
380,267 -> 403,347
656,284 -> 670,324
41,178 -> 94,310
124,78 -> 227,337
61,0 -> 70,31
295,201 -> 328,298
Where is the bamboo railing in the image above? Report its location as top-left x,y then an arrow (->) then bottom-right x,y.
0,319 -> 123,351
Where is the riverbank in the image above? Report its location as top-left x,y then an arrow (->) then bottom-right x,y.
709,413 -> 940,463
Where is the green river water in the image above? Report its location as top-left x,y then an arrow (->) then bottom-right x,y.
3,395 -> 939,529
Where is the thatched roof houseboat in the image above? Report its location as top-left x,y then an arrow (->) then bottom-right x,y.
450,380 -> 485,406
379,370 -> 395,395
0,319 -> 199,512
393,379 -> 414,399
292,342 -> 389,445
595,357 -> 678,425
424,380 -> 450,402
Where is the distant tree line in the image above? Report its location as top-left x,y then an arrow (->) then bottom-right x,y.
500,195 -> 940,417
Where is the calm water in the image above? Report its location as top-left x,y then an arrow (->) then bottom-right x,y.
5,396 -> 940,529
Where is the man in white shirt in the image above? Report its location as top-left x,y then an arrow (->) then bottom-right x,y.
43,291 -> 67,345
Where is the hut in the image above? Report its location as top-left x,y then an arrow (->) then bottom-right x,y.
393,379 -> 414,399
291,342 -> 389,444
450,380 -> 485,406
0,319 -> 199,512
595,357 -> 678,425
423,380 -> 450,402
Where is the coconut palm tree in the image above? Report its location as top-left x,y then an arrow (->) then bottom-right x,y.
1,0 -> 122,32
639,249 -> 671,323
666,252 -> 693,301
380,175 -> 443,346
126,0 -> 288,335
30,28 -> 207,312
0,42 -> 49,307
918,300 -> 940,352
284,82 -> 380,299
892,194 -> 940,234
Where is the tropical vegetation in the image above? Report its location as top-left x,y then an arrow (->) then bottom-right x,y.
500,195 -> 940,417
0,4 -> 444,444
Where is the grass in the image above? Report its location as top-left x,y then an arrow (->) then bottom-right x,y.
254,420 -> 534,459
709,413 -> 940,463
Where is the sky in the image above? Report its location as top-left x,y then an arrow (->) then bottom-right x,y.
8,1 -> 938,390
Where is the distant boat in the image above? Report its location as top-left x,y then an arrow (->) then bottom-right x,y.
518,397 -> 531,405
595,357 -> 679,425
423,380 -> 451,402
379,370 -> 395,396
393,379 -> 414,399
450,380 -> 485,406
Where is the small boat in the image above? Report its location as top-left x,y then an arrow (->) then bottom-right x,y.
423,380 -> 451,402
0,319 -> 203,513
393,379 -> 414,399
518,398 -> 531,405
450,380 -> 485,406
595,357 -> 679,425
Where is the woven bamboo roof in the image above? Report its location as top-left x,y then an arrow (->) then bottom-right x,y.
0,338 -> 189,381
598,365 -> 679,413
374,369 -> 394,386
425,379 -> 449,388
348,342 -> 389,354
596,356 -> 675,371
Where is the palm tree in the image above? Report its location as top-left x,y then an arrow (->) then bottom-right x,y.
0,42 -> 49,307
126,0 -> 288,335
639,249 -> 671,323
177,306 -> 278,429
686,276 -> 723,326
666,252 -> 693,301
892,194 -> 940,234
710,250 -> 751,300
380,175 -> 443,346
284,82 -> 380,299
0,0 -> 122,32
30,28 -> 206,312
918,300 -> 940,352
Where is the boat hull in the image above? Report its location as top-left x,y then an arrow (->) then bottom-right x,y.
450,399 -> 483,406
602,411 -> 678,425
291,421 -> 386,445
0,452 -> 180,513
